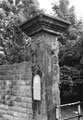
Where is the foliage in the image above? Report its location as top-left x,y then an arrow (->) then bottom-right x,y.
52,0 -> 83,99
0,24 -> 32,64
52,0 -> 83,42
0,0 -> 40,25
0,0 -> 40,64
60,66 -> 81,96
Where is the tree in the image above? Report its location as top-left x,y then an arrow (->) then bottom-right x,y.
52,0 -> 81,42
52,0 -> 83,102
0,0 -> 40,64
0,0 -> 39,25
52,0 -> 83,66
0,24 -> 32,64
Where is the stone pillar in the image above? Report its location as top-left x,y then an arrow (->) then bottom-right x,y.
20,13 -> 70,120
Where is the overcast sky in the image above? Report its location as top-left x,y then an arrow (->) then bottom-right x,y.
38,0 -> 83,19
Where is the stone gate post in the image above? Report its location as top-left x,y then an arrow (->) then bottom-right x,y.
20,14 -> 70,120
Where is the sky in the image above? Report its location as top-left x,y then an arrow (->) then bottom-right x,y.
38,0 -> 83,19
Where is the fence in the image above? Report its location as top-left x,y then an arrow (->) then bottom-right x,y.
56,101 -> 83,120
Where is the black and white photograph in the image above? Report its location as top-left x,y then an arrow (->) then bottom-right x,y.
0,0 -> 82,120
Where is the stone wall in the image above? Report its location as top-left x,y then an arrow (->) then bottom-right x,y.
0,62 -> 32,120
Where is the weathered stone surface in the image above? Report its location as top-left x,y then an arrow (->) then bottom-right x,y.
30,32 -> 60,120
20,14 -> 69,120
0,62 -> 32,120
0,14 -> 69,120
20,13 -> 70,36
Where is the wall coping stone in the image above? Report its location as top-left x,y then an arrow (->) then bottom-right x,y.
0,61 -> 31,69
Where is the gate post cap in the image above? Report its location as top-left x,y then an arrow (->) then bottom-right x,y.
19,13 -> 70,36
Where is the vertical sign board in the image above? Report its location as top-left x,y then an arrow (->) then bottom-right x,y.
33,75 -> 41,100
